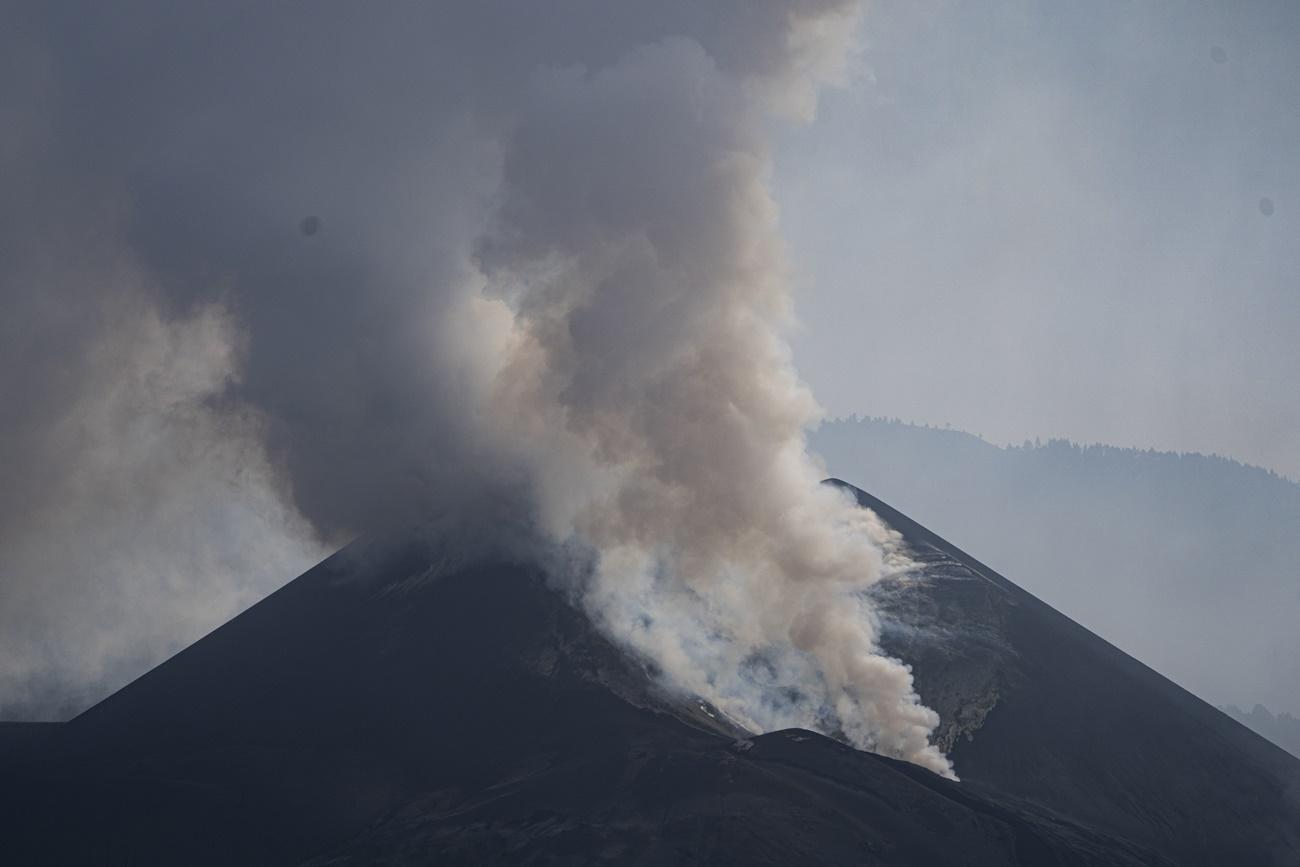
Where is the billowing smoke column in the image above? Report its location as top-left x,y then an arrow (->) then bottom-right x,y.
3,1 -> 951,774
467,20 -> 952,775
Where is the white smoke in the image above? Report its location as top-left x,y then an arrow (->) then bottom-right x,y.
461,6 -> 953,776
4,0 -> 952,775
0,288 -> 326,718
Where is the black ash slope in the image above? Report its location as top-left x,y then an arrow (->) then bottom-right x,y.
2,484 -> 1297,865
840,480 -> 1300,866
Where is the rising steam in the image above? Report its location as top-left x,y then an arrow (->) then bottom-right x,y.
461,10 -> 951,776
3,1 -> 950,774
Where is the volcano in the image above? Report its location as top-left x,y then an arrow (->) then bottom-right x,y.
2,480 -> 1297,865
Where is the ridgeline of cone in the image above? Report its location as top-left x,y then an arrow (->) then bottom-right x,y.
2,480 -> 1297,864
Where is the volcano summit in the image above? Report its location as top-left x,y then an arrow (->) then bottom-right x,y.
2,480 -> 1296,865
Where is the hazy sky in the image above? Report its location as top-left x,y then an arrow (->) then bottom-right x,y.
776,1 -> 1300,479
4,1 -> 1297,727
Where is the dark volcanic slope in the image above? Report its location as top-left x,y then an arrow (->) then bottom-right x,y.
0,538 -> 1155,866
838,480 -> 1300,866
2,485 -> 1298,864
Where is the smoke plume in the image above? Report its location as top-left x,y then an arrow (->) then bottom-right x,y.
468,23 -> 950,774
4,1 -> 951,774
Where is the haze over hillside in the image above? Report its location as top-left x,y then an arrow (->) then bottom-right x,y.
811,416 -> 1300,718
1223,705 -> 1300,760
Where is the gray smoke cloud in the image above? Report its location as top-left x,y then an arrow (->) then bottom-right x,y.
3,1 -> 951,774
468,18 -> 951,774
0,24 -> 326,716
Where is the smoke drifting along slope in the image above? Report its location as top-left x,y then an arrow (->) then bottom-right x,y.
470,26 -> 949,773
4,2 -> 950,773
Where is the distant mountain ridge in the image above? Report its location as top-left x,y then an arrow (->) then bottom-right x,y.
811,416 -> 1300,722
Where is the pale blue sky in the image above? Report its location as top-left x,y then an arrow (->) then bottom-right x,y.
777,1 -> 1300,478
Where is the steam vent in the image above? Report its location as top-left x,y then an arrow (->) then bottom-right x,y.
3,480 -> 1297,864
